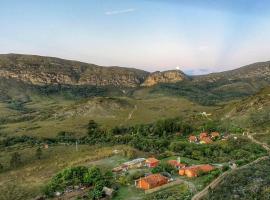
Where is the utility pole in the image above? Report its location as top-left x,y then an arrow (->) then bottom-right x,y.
76,141 -> 78,152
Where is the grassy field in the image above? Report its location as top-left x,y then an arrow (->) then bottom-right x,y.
0,96 -> 217,138
0,144 -> 139,200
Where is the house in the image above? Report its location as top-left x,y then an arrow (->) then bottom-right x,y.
135,174 -> 169,190
167,160 -> 186,169
146,157 -> 159,168
179,164 -> 215,177
112,158 -> 146,172
189,135 -> 198,143
211,132 -> 220,139
199,132 -> 208,140
200,137 -> 213,144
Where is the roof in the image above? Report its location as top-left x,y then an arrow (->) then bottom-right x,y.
211,132 -> 220,137
146,157 -> 159,163
185,164 -> 215,173
201,137 -> 213,144
168,160 -> 186,167
140,174 -> 168,187
200,132 -> 208,138
189,135 -> 197,141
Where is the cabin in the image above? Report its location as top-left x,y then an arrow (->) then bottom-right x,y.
179,164 -> 215,177
167,160 -> 186,169
200,137 -> 213,144
146,158 -> 159,168
135,174 -> 169,190
199,132 -> 208,140
211,132 -> 220,139
189,135 -> 198,143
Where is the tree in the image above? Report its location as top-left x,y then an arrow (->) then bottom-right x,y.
36,147 -> 42,159
10,152 -> 22,168
88,120 -> 99,135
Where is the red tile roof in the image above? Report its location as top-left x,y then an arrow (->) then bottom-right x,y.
168,160 -> 186,168
211,132 -> 220,138
189,135 -> 197,142
146,157 -> 159,163
142,174 -> 168,187
201,137 -> 213,144
199,132 -> 208,139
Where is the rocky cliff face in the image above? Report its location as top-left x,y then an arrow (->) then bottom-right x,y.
141,70 -> 188,86
0,54 -> 149,87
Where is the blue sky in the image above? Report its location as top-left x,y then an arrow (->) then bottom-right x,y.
1,0 -> 270,74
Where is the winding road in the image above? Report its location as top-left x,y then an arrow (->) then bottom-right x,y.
191,133 -> 270,200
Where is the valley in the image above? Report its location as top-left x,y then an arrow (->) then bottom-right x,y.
0,54 -> 269,200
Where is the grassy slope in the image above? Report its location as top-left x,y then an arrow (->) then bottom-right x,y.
0,94 -> 216,137
0,145 -> 138,200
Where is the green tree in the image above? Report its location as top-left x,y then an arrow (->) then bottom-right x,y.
36,147 -> 42,159
10,152 -> 22,168
88,120 -> 99,135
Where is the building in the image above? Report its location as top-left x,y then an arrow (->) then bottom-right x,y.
211,132 -> 220,139
199,132 -> 208,140
146,157 -> 159,168
189,135 -> 198,143
179,164 -> 215,177
167,160 -> 186,169
112,158 -> 146,172
200,137 -> 213,144
135,174 -> 169,190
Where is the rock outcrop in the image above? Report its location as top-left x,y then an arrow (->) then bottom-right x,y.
0,54 -> 149,87
141,70 -> 188,86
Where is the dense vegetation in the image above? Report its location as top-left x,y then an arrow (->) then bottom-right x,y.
205,158 -> 270,200
0,117 -> 265,171
44,166 -> 114,199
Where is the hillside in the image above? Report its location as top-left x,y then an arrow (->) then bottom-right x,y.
141,70 -> 189,86
0,54 -> 149,87
222,86 -> 270,131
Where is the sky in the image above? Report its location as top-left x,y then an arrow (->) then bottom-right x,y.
1,0 -> 270,74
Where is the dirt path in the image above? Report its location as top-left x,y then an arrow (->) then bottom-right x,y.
191,132 -> 270,200
127,105 -> 137,120
247,132 -> 270,152
191,156 -> 269,200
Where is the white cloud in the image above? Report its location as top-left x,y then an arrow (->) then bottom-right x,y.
105,8 -> 136,15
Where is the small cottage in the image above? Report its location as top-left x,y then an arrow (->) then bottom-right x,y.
189,135 -> 198,143
211,132 -> 220,139
135,174 -> 168,190
199,132 -> 208,140
167,160 -> 186,169
200,137 -> 213,144
179,164 -> 215,177
146,157 -> 159,168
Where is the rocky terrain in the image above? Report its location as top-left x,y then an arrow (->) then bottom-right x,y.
0,54 -> 149,87
141,70 -> 189,86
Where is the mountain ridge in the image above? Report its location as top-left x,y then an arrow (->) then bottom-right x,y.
0,53 -> 270,91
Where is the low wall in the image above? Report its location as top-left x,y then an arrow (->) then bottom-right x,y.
145,179 -> 183,194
